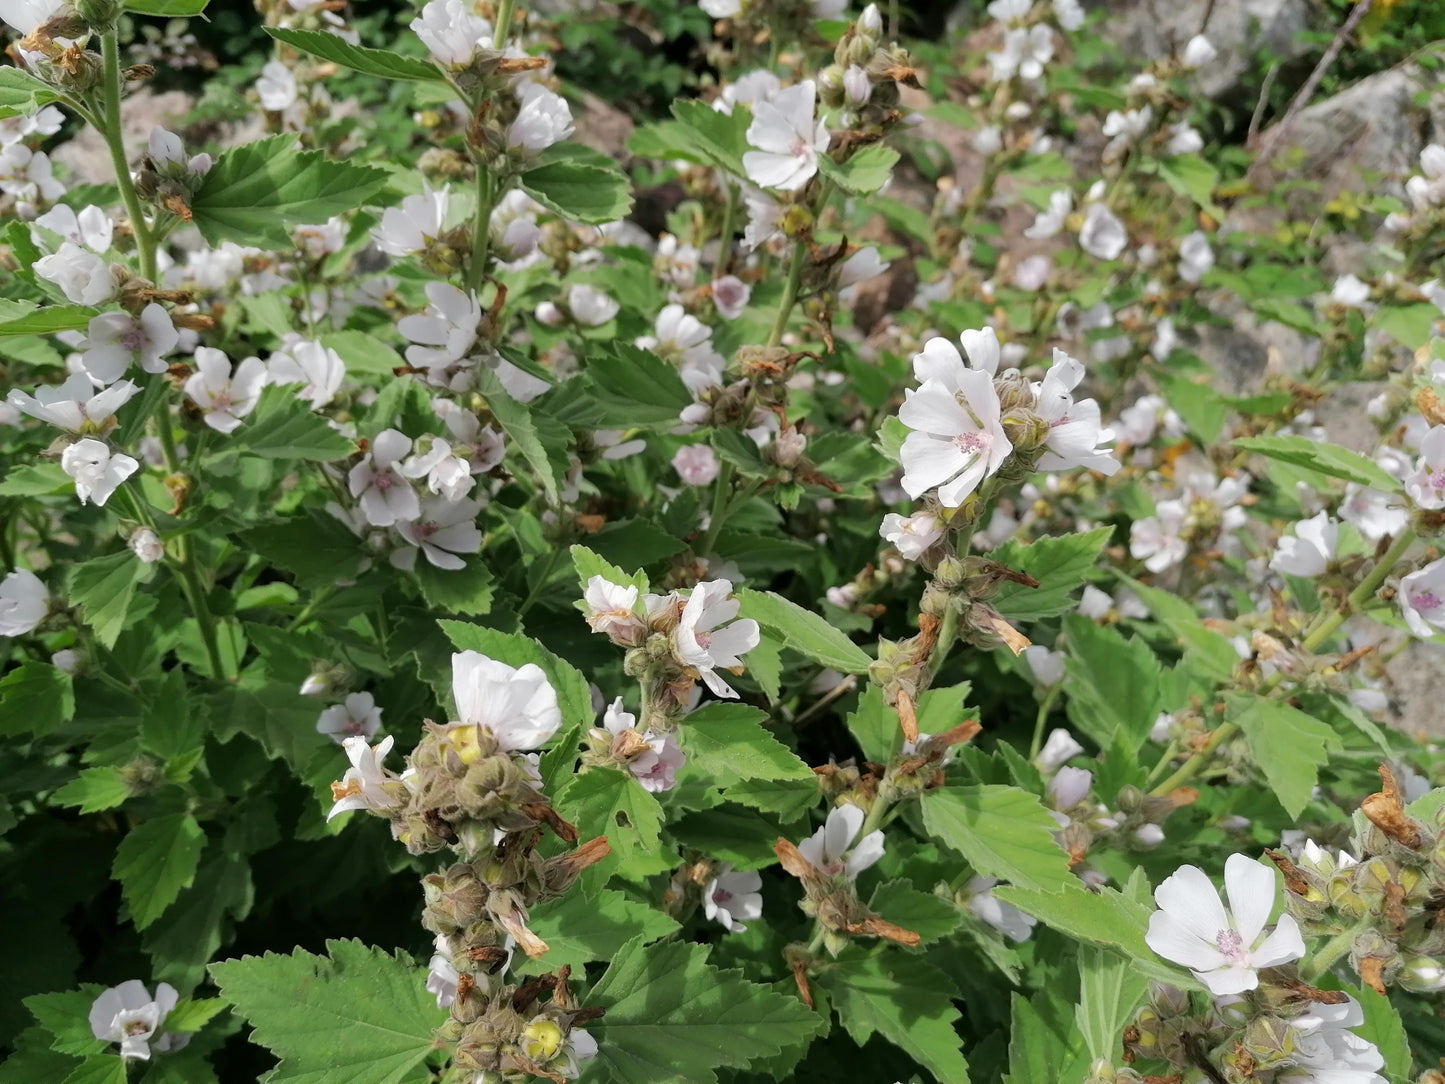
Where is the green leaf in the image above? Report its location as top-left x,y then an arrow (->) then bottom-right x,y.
0,461 -> 71,496
143,855 -> 254,993
51,767 -> 132,814
125,0 -> 207,13
582,935 -> 827,1084
209,940 -> 441,1084
519,160 -> 633,225
192,135 -> 389,248
112,813 -> 206,931
234,387 -> 355,460
1005,991 -> 1080,1084
587,519 -> 686,568
725,777 -> 818,822
1075,945 -> 1148,1064
1152,367 -> 1227,444
815,954 -> 968,1084
1117,574 -> 1239,682
60,1057 -> 127,1084
867,879 -> 962,943
413,558 -> 494,616
987,527 -> 1111,622
1233,435 -> 1402,492
161,998 -> 228,1033
475,366 -> 563,501
0,68 -> 61,120
585,344 -> 692,418
571,543 -> 649,598
264,27 -> 444,81
816,145 -> 900,195
556,769 -> 670,889
668,99 -> 750,175
1226,692 -> 1341,818
238,511 -> 364,589
1061,614 -> 1162,750
846,684 -> 900,764
513,889 -> 679,977
0,299 -> 97,335
680,703 -> 812,785
1155,154 -> 1223,218
735,588 -> 872,673
1373,303 -> 1440,351
0,662 -> 75,737
320,330 -> 406,375
1348,984 -> 1411,1081
23,987 -> 109,1056
921,785 -> 1072,893
66,550 -> 148,649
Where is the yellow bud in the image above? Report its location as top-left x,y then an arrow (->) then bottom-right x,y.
522,1019 -> 565,1061
450,724 -> 484,764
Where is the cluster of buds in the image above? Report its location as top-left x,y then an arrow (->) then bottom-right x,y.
818,3 -> 919,131
132,128 -> 213,224
1271,765 -> 1445,995
582,574 -> 761,718
1047,769 -> 1194,867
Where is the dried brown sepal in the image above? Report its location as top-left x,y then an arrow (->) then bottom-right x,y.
774,837 -> 816,882
504,1052 -> 565,1084
1417,387 -> 1445,427
1362,764 -> 1424,849
569,1005 -> 608,1025
978,610 -> 1032,655
1359,955 -> 1388,996
496,909 -> 549,958
573,513 -> 606,534
896,687 -> 920,744
844,915 -> 921,946
511,975 -> 555,1012
466,945 -> 511,970
455,972 -> 475,1004
521,802 -> 581,844
555,835 -> 611,875
1384,881 -> 1408,934
1265,849 -> 1312,897
933,719 -> 983,749
423,809 -> 458,844
790,955 -> 814,1008
162,194 -> 194,222
171,312 -> 216,333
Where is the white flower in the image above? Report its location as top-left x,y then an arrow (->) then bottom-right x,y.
1078,202 -> 1127,260
89,981 -> 178,1061
988,25 -> 1054,81
1165,122 -> 1204,156
674,579 -> 761,699
1178,231 -> 1215,283
1181,34 -> 1218,69
742,187 -> 783,251
426,939 -> 460,1008
183,348 -> 267,434
8,372 -> 139,433
348,429 -> 421,527
1103,106 -> 1153,144
742,80 -> 830,192
1023,645 -> 1065,686
0,569 -> 47,636
327,734 -> 404,820
567,284 -> 619,327
603,698 -> 685,793
1033,727 -> 1083,772
1025,189 -> 1072,240
700,0 -> 740,15
1051,0 -> 1083,30
268,340 -> 346,409
508,83 -> 574,156
987,0 -> 1032,22
81,304 -> 178,384
147,128 -> 211,179
711,275 -> 751,319
798,804 -> 885,879
399,437 -> 474,502
62,439 -> 139,507
0,0 -> 64,34
1012,254 -> 1052,291
256,60 -> 298,111
34,204 -> 112,254
1145,853 -> 1306,995
129,527 -> 164,564
1130,499 -> 1189,572
411,0 -> 493,67
841,64 -> 871,108
1269,512 -> 1338,577
703,865 -> 764,932
1341,483 -> 1408,543
35,242 -> 116,306
393,496 -> 484,570
1033,349 -> 1120,475
1401,558 -> 1445,639
965,875 -> 1037,941
317,692 -> 384,743
373,185 -> 449,257
879,510 -> 945,561
1407,426 -> 1445,510
672,444 -> 719,486
583,577 -> 645,642
838,246 -> 889,289
1330,273 -> 1371,308
0,145 -> 63,202
898,370 -> 1012,507
1281,996 -> 1386,1084
399,281 -> 481,373
451,650 -> 561,751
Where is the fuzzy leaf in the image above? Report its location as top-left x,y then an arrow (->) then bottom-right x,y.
0,69 -> 60,119
987,527 -> 1112,622
234,388 -> 355,460
1233,435 -> 1402,492
264,27 -> 444,81
735,588 -> 872,673
680,703 -> 813,786
51,767 -> 132,814
816,145 -> 900,195
519,160 -> 632,225
867,879 -> 962,942
1226,692 -> 1341,818
475,366 -> 564,501
0,299 -> 96,335
513,889 -> 679,977
66,550 -> 149,649
921,785 -> 1072,893
1061,615 -> 1162,750
112,813 -> 206,931
1075,945 -> 1148,1063
0,662 -> 75,737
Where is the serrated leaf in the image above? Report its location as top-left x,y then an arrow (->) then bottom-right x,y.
987,527 -> 1111,622
66,550 -> 148,649
112,813 -> 205,931
1226,692 -> 1340,818
0,661 -> 75,737
725,777 -> 818,821
816,145 -> 900,195
413,558 -> 494,616
0,68 -> 61,120
815,954 -> 967,1084
192,135 -> 389,247
234,388 -> 355,460
143,855 -> 254,993
735,588 -> 872,673
587,519 -> 685,568
583,935 -> 827,1084
1061,614 -> 1162,750
1005,991 -> 1080,1084
513,889 -> 679,977
680,703 -> 812,785
161,998 -> 227,1033
23,986 -> 108,1056
60,1057 -> 126,1084
921,785 -> 1072,893
1233,435 -> 1402,492
1155,153 -> 1223,218
238,511 -> 364,589
475,366 -> 563,500
668,99 -> 750,176
1348,984 -> 1411,1081
0,461 -> 71,496
846,684 -> 899,764
556,769 -> 669,890
519,160 -> 632,225
1076,945 -> 1147,1063
209,940 -> 441,1084
51,767 -> 132,814
571,543 -> 649,600
0,299 -> 97,335
586,343 -> 692,417
320,330 -> 405,375
264,27 -> 444,81
125,0 -> 207,13
867,879 -> 962,942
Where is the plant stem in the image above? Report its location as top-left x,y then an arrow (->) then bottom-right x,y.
1149,526 -> 1418,796
1028,685 -> 1061,761
173,557 -> 226,680
517,548 -> 564,618
99,31 -> 157,283
698,461 -> 740,557
766,241 -> 807,348
466,164 -> 496,296
1302,924 -> 1363,982
492,0 -> 516,41
712,183 -> 739,279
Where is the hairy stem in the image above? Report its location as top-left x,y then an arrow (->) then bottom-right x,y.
766,241 -> 807,348
1302,924 -> 1364,982
99,31 -> 157,283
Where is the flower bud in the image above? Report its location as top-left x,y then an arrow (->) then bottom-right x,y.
817,64 -> 847,109
75,0 -> 121,32
1240,1015 -> 1295,1069
1399,955 -> 1445,993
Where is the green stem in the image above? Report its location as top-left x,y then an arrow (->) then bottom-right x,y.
517,548 -> 564,619
766,241 -> 807,348
492,0 -> 516,41
1150,526 -> 1418,796
712,183 -> 739,280
1028,685 -> 1062,761
465,164 -> 496,296
172,557 -> 225,680
1302,925 -> 1364,982
926,602 -> 960,682
99,31 -> 157,283
698,461 -> 735,557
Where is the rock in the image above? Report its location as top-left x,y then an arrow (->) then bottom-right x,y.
1088,0 -> 1317,99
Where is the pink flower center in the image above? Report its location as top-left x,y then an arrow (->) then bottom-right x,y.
713,888 -> 733,904
1412,590 -> 1442,612
374,471 -> 397,491
953,431 -> 992,454
1215,928 -> 1245,961
121,327 -> 146,351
